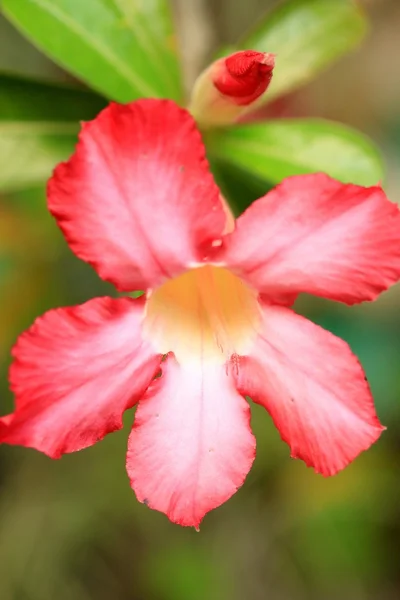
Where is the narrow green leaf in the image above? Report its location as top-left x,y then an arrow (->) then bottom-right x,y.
208,119 -> 384,187
2,0 -> 182,102
0,13 -> 65,81
0,76 -> 105,191
0,74 -> 107,121
234,0 -> 367,103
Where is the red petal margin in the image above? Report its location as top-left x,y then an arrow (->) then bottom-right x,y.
1,297 -> 161,458
234,304 -> 384,476
221,173 -> 400,305
48,99 -> 227,292
127,356 -> 255,528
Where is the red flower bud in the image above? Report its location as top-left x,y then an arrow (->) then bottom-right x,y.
189,50 -> 275,127
213,50 -> 274,106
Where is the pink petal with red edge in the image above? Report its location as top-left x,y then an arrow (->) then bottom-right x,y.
1,297 -> 161,458
127,355 -> 255,528
221,174 -> 400,305
48,99 -> 227,292
233,304 -> 384,476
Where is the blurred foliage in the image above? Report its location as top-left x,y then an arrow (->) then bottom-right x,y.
1,0 -> 183,102
1,0 -> 400,599
207,118 -> 384,188
0,75 -> 106,191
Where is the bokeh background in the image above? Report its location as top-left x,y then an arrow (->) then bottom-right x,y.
1,0 -> 400,598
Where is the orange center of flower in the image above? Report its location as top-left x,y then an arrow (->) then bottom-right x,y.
144,266 -> 261,363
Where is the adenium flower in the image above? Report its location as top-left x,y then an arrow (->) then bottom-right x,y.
189,50 -> 275,127
1,99 -> 400,528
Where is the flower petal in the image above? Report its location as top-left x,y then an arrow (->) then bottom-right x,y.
1,297 -> 161,458
221,174 -> 400,305
234,304 -> 384,476
127,356 -> 255,528
48,99 -> 227,292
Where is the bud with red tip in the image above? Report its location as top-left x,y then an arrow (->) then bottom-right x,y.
188,50 -> 275,127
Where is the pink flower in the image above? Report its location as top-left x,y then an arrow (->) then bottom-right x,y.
1,99 -> 400,528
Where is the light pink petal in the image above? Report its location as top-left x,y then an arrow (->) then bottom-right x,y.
234,304 -> 384,476
127,355 -> 255,528
48,99 -> 227,291
1,297 -> 161,457
221,174 -> 400,305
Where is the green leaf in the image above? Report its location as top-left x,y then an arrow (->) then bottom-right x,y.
2,0 -> 182,102
0,13 -> 65,82
235,0 -> 367,103
0,74 -> 107,121
208,119 -> 384,188
0,76 -> 105,192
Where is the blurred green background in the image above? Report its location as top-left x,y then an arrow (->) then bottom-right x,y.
1,0 -> 400,598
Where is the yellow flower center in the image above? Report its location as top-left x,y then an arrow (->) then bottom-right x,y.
144,266 -> 261,363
